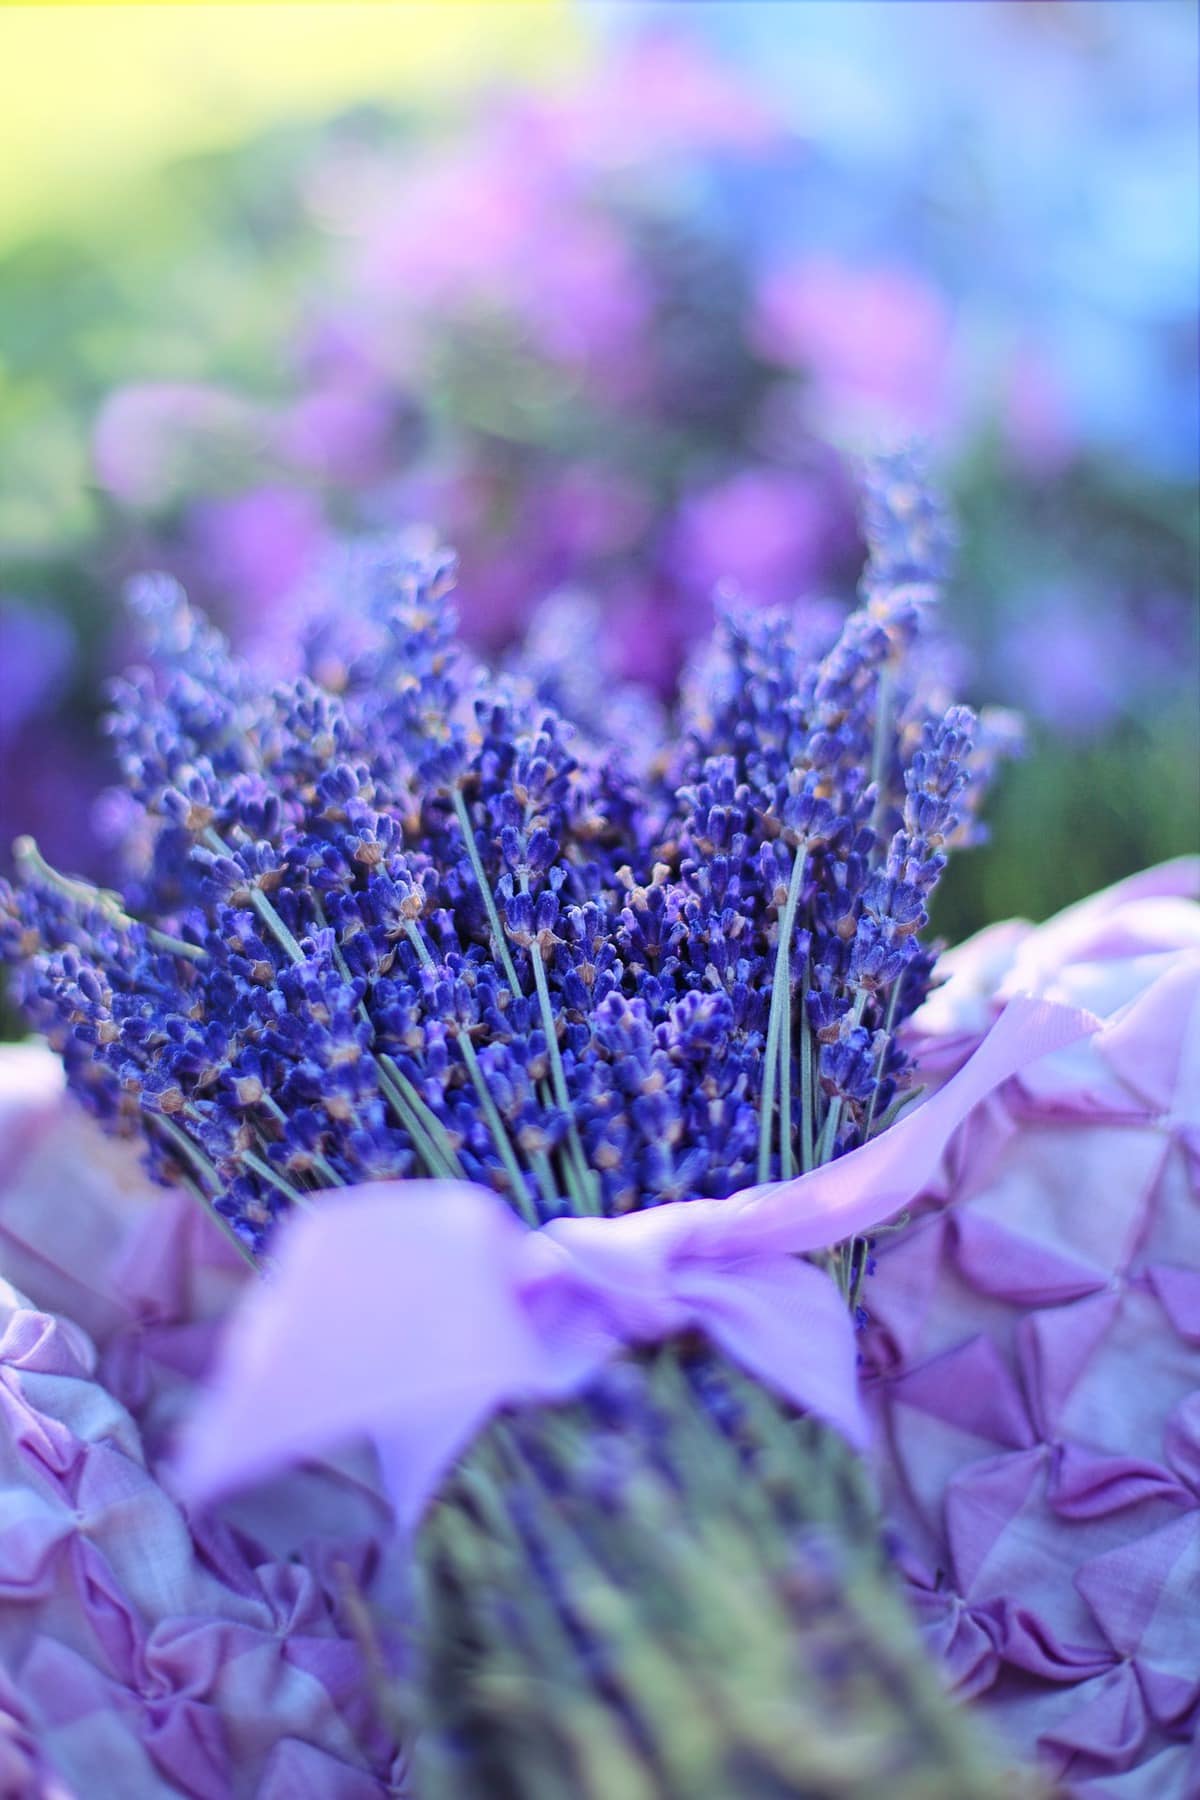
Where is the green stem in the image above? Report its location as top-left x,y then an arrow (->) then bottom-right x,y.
451,788 -> 523,997
176,1172 -> 261,1272
453,795 -> 588,1212
815,989 -> 869,1168
799,963 -> 816,1175
530,1149 -> 560,1215
458,1030 -> 539,1226
377,1054 -> 466,1181
227,855 -> 462,1182
152,1108 -> 222,1187
528,936 -> 599,1215
261,1093 -> 344,1189
405,923 -> 538,1225
757,847 -> 807,1185
814,1100 -> 839,1170
778,933 -> 795,1183
451,819 -> 591,1213
834,979 -> 910,1293
312,895 -> 465,1180
312,895 -> 373,1031
870,1085 -> 925,1136
201,829 -> 307,965
858,974 -> 904,1148
757,989 -> 783,1184
247,886 -> 306,964
239,1147 -> 316,1212
147,1115 -> 259,1271
16,837 -> 206,963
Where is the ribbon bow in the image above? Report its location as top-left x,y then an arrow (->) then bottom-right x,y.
177,996 -> 1097,1524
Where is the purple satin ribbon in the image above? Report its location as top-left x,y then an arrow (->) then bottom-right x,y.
176,996 -> 1098,1525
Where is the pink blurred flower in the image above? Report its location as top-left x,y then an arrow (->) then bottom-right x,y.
548,465 -> 651,562
355,138 -> 547,314
184,486 -> 328,650
753,257 -> 955,438
345,94 -> 656,404
557,30 -> 781,165
93,384 -> 267,512
277,382 -> 412,488
672,466 -> 833,605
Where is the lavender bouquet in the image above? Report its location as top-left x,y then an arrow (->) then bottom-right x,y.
1,459 -> 1059,1795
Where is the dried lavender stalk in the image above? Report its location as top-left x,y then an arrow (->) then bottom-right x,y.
416,1353 -> 1030,1799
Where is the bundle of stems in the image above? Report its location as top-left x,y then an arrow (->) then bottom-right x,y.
415,1348 -> 1028,1798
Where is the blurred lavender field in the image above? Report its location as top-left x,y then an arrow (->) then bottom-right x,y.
0,0 -> 1196,1014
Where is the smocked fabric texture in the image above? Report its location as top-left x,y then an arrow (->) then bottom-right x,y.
867,864 -> 1200,1797
0,1054 -> 405,1799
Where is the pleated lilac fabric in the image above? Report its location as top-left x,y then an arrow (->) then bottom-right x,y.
865,859 -> 1200,1797
0,1049 -> 404,1799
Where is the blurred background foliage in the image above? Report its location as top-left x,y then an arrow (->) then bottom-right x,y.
1,1 -> 1196,1037
0,3 -> 577,250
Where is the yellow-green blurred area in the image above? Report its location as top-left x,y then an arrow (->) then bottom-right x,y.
0,3 -> 578,252
0,0 -> 578,564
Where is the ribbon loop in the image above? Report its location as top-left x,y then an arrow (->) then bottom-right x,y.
176,996 -> 1099,1525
